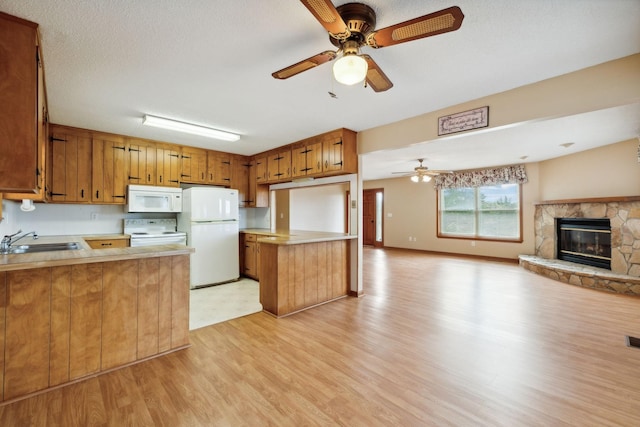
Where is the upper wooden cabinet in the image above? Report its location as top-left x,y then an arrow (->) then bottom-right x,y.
322,128 -> 357,175
92,135 -> 127,204
206,151 -> 231,186
254,156 -> 268,185
267,150 -> 292,183
291,140 -> 322,178
230,154 -> 250,206
0,12 -> 48,194
180,146 -> 207,184
48,125 -> 92,203
156,144 -> 181,187
126,138 -> 157,186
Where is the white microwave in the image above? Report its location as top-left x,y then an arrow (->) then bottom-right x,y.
126,185 -> 183,213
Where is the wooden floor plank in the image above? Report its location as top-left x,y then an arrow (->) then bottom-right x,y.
1,247 -> 639,425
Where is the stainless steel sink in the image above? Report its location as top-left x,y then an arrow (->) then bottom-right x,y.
8,242 -> 81,254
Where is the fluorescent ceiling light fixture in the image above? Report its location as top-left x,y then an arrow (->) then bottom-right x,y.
142,115 -> 240,141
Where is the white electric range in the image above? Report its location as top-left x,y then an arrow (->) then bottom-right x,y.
124,219 -> 187,247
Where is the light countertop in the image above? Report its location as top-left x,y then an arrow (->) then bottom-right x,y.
241,229 -> 357,245
0,235 -> 193,272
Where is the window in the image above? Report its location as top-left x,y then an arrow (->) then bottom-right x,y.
438,184 -> 522,241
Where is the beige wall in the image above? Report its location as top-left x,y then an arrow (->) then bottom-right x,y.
364,139 -> 640,259
358,54 -> 640,155
538,138 -> 640,200
364,163 -> 540,260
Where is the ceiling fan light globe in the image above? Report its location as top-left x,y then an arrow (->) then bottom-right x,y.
410,175 -> 419,183
333,54 -> 368,85
422,175 -> 432,182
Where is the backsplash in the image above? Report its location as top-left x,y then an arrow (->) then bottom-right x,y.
1,200 -> 271,237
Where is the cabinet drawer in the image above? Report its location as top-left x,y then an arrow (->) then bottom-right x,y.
244,234 -> 257,242
86,239 -> 129,249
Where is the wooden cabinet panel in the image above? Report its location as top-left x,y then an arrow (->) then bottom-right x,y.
170,255 -> 190,348
50,266 -> 71,386
0,13 -> 42,193
102,260 -> 138,370
158,258 -> 173,353
254,156 -> 267,184
48,128 -> 92,202
127,139 -> 157,186
92,136 -> 127,203
230,154 -> 249,206
322,135 -> 344,174
181,147 -> 207,184
156,145 -> 181,187
69,263 -> 102,380
267,150 -> 292,183
4,268 -> 51,400
85,238 -> 128,249
259,240 -> 349,317
206,151 -> 231,186
138,258 -> 160,359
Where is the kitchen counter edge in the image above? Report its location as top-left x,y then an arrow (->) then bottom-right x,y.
0,235 -> 193,272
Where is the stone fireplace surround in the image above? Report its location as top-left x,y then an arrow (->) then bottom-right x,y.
519,197 -> 640,296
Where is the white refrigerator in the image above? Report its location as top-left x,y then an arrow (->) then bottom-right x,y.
178,187 -> 240,289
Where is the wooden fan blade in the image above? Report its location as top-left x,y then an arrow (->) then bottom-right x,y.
362,55 -> 393,92
300,0 -> 350,39
272,51 -> 337,80
367,6 -> 464,49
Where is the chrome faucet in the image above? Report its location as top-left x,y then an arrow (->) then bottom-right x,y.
0,230 -> 39,254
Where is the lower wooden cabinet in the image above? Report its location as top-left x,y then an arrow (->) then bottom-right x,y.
241,233 -> 259,280
0,254 -> 190,403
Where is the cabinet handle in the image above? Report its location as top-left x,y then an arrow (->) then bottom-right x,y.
114,195 -> 126,199
128,148 -> 141,152
169,154 -> 180,158
170,180 -> 179,183
51,136 -> 66,142
317,161 -> 320,170
114,146 -> 125,151
181,155 -> 191,159
148,174 -> 151,181
159,176 -> 163,183
96,190 -> 100,198
50,192 -> 66,196
334,161 -> 343,166
334,140 -> 343,145
325,160 -> 328,168
128,175 -> 141,180
81,189 -> 85,198
101,242 -> 112,246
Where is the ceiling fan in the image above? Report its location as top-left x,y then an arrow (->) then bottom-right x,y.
392,159 -> 453,182
272,1 -> 464,92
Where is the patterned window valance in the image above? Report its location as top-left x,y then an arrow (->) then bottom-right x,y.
433,164 -> 528,190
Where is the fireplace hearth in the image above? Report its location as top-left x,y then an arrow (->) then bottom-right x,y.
557,218 -> 611,269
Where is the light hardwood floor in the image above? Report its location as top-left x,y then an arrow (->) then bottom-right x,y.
1,247 -> 639,426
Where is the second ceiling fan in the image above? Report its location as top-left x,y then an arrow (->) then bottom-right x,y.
272,1 -> 465,92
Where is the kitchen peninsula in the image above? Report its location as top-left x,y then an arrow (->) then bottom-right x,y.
0,236 -> 193,403
242,230 -> 357,317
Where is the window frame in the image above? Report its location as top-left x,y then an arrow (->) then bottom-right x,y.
436,184 -> 523,243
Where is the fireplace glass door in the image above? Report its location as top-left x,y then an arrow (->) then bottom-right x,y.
557,218 -> 611,269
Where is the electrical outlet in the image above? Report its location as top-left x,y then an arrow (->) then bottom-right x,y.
408,236 -> 412,241
90,212 -> 99,221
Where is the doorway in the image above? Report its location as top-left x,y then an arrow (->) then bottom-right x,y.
363,188 -> 383,247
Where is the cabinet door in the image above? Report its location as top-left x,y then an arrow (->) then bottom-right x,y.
0,273 -> 5,401
279,150 -> 292,181
323,136 -> 344,174
69,263 -> 103,380
254,156 -> 268,183
244,239 -> 257,279
216,152 -> 232,186
230,154 -> 249,207
291,145 -> 307,178
0,14 -> 40,193
92,136 -> 127,203
247,159 -> 257,207
127,139 -> 156,186
267,153 -> 280,183
181,147 -> 207,184
4,268 -> 51,400
49,130 -> 92,202
156,146 -> 181,187
306,142 -> 323,175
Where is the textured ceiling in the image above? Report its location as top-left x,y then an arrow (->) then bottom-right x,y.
1,0 -> 639,180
